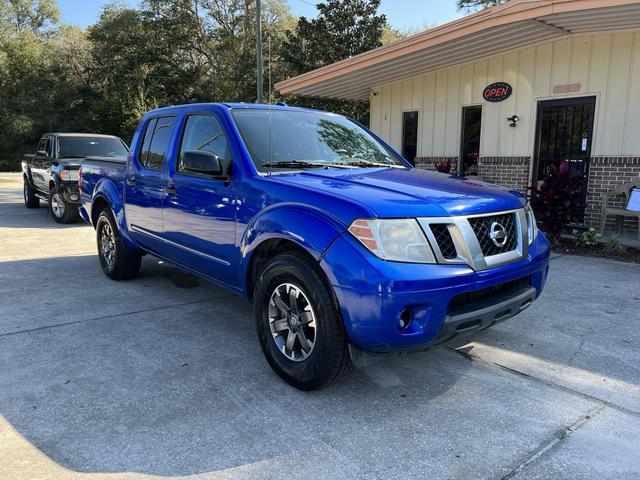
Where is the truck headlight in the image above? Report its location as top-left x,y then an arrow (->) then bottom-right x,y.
60,170 -> 79,182
525,203 -> 538,245
348,219 -> 436,263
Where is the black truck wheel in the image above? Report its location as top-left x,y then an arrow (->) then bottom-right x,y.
254,252 -> 352,390
23,177 -> 40,208
48,187 -> 78,224
96,210 -> 142,280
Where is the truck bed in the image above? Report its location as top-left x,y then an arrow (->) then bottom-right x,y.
79,156 -> 127,223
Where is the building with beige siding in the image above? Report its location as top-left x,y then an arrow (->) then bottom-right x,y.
276,0 -> 640,234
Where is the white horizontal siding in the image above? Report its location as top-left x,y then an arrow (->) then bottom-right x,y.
370,31 -> 640,158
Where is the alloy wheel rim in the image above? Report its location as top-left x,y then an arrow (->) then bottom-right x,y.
268,283 -> 317,362
100,222 -> 116,267
51,193 -> 65,217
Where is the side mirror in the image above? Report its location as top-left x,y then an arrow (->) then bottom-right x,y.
35,150 -> 49,160
182,150 -> 223,176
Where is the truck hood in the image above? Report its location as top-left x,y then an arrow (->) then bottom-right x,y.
269,167 -> 526,218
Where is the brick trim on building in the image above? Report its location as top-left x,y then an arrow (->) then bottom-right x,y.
414,157 -> 458,173
415,156 -> 530,194
585,156 -> 640,234
477,157 -> 530,194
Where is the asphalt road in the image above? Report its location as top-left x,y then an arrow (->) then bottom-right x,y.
1,172 -> 639,480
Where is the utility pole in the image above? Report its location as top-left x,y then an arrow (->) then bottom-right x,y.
256,0 -> 263,103
268,35 -> 272,101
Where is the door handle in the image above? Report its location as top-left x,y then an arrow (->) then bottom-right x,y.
126,177 -> 136,186
164,185 -> 177,195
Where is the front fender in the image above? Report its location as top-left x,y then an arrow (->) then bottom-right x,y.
240,203 -> 347,294
92,178 -> 138,251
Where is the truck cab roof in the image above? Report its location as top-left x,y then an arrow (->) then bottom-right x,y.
143,102 -> 333,117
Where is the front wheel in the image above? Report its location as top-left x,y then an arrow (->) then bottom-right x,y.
48,188 -> 78,224
96,210 -> 142,280
23,178 -> 40,208
254,252 -> 352,390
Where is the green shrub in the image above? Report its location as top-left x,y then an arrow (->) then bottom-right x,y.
572,227 -> 601,248
604,234 -> 627,256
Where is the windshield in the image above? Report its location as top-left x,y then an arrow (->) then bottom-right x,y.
57,136 -> 128,159
231,108 -> 408,172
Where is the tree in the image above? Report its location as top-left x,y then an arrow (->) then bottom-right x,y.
0,0 -> 60,34
457,0 -> 507,12
280,0 -> 387,123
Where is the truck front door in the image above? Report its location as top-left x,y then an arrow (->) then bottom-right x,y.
124,116 -> 175,252
162,112 -> 239,287
31,136 -> 52,193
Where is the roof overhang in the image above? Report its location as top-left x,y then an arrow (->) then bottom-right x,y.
275,0 -> 640,101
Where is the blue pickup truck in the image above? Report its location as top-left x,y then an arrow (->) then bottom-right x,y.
79,103 -> 550,390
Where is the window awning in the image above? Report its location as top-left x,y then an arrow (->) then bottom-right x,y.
275,0 -> 640,101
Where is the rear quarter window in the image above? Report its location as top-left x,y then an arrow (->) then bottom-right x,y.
138,116 -> 175,170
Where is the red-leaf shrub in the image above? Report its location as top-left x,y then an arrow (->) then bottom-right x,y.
434,158 -> 453,174
530,161 -> 587,245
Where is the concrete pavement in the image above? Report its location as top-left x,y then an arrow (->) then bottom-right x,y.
0,172 -> 639,479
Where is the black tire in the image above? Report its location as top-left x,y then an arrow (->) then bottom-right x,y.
254,252 -> 352,390
96,209 -> 142,280
23,177 -> 40,208
48,187 -> 78,224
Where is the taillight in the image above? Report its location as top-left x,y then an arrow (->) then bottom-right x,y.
78,167 -> 83,193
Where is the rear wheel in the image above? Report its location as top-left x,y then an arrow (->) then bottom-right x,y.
254,252 -> 352,390
23,177 -> 40,208
96,210 -> 142,280
48,187 -> 78,224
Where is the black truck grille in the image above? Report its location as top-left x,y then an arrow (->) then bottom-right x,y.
468,213 -> 517,257
429,224 -> 457,259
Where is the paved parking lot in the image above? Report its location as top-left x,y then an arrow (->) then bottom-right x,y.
1,172 -> 639,480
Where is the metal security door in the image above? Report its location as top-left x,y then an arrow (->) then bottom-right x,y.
533,96 -> 596,222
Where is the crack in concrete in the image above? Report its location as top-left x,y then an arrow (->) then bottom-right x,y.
500,405 -> 604,479
0,294 -> 234,338
446,346 -> 640,418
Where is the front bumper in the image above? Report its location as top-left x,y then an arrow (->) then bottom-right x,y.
320,231 -> 550,353
58,182 -> 81,204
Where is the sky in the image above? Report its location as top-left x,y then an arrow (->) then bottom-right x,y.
56,0 -> 464,31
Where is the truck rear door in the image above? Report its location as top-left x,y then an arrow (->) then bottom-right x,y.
124,115 -> 175,252
161,111 -> 239,287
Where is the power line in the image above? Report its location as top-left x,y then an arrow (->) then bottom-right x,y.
291,0 -> 318,7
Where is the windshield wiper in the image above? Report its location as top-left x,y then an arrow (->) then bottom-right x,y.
338,159 -> 400,168
262,160 -> 350,170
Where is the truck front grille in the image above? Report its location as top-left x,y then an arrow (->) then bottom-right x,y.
429,224 -> 457,259
418,208 -> 527,271
468,212 -> 517,257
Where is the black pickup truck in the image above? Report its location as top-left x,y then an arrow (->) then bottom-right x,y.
22,133 -> 129,223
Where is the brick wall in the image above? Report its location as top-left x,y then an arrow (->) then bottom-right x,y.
584,157 -> 640,234
477,157 -> 530,194
414,156 -> 530,194
414,157 -> 458,173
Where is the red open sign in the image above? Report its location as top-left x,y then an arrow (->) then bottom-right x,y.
483,82 -> 512,102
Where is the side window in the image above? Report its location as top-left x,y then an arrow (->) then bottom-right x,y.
138,116 -> 175,170
138,118 -> 157,167
37,138 -> 47,154
45,138 -> 53,156
178,114 -> 231,173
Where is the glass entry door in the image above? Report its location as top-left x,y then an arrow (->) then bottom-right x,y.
402,111 -> 418,164
460,106 -> 482,176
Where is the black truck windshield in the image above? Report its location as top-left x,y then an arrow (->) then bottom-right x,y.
57,136 -> 128,159
231,108 -> 407,172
